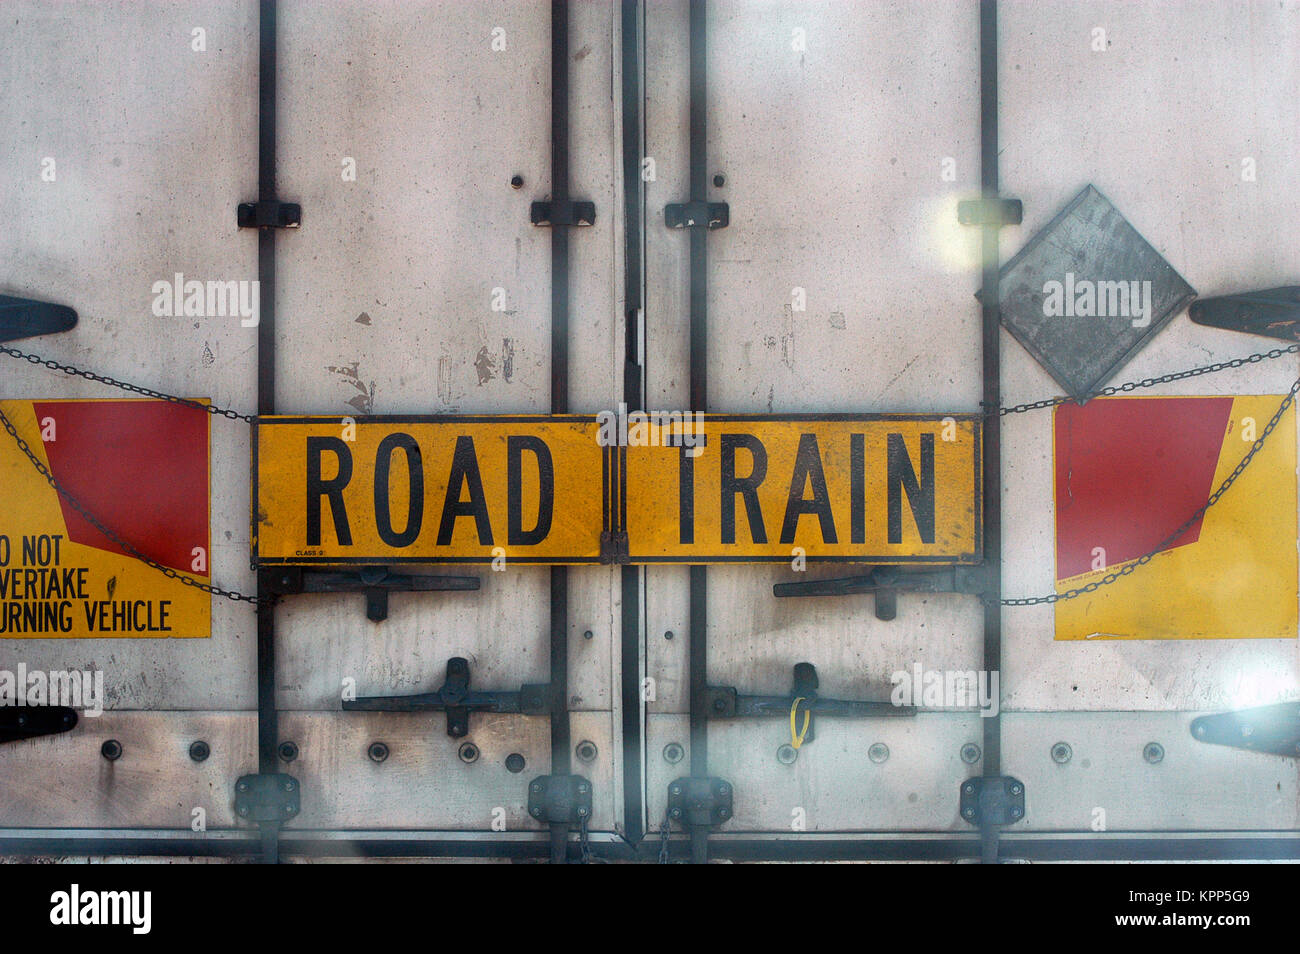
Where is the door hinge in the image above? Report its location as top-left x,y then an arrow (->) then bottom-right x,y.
342,656 -> 550,738
234,773 -> 300,824
0,294 -> 78,343
528,774 -> 593,824
664,200 -> 728,230
0,706 -> 78,744
960,776 -> 1025,826
262,566 -> 479,622
667,776 -> 732,827
957,196 -> 1023,228
1191,702 -> 1300,758
530,199 -> 596,227
237,199 -> 301,229
600,530 -> 629,565
1188,287 -> 1300,342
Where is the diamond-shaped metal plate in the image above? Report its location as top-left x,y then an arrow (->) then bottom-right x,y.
994,185 -> 1196,398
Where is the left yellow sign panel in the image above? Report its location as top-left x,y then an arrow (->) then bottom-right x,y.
255,416 -> 607,565
0,399 -> 211,638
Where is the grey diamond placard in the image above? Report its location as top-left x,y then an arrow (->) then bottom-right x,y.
994,185 -> 1196,398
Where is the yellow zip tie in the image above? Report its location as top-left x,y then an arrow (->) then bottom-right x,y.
790,697 -> 811,749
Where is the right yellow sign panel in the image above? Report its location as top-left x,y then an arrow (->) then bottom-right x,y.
624,414 -> 982,564
1054,395 -> 1297,639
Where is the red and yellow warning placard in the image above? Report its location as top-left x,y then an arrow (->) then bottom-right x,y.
1053,394 -> 1297,640
0,399 -> 211,638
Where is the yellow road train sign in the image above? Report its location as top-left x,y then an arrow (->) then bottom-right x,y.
255,416 -> 607,564
623,415 -> 981,563
254,414 -> 981,565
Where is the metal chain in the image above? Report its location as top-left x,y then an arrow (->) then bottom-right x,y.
1000,377 -> 1300,606
5,342 -> 1297,610
658,814 -> 672,864
578,813 -> 594,864
994,344 -> 1300,417
0,406 -> 269,606
0,345 -> 257,423
7,339 -> 1297,426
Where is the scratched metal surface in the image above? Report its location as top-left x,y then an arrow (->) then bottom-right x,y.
997,0 -> 1300,713
642,0 -> 988,834
0,0 -> 625,836
1,0 -> 1297,845
642,0 -> 1300,835
0,1 -> 260,709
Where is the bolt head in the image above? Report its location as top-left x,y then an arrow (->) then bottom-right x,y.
1010,783 -> 1023,796
283,780 -> 296,792
716,783 -> 730,796
238,805 -> 249,817
577,782 -> 590,795
530,807 -> 542,818
530,782 -> 543,794
576,807 -> 589,818
963,782 -> 976,795
669,808 -> 682,819
669,784 -> 681,797
717,808 -> 730,819
237,781 -> 249,793
963,807 -> 976,818
1010,807 -> 1023,819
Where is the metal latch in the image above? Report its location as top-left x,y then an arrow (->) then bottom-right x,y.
264,566 -> 479,622
773,566 -> 990,620
1188,287 -> 1300,342
343,656 -> 550,738
0,706 -> 78,743
528,775 -> 592,824
237,199 -> 301,229
530,199 -> 596,227
0,294 -> 78,343
705,662 -> 914,747
960,777 -> 1025,826
234,774 -> 300,823
664,200 -> 728,230
1190,702 -> 1300,757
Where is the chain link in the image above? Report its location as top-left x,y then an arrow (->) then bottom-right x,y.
0,406 -> 269,606
658,814 -> 673,864
578,813 -> 598,864
1000,377 -> 1300,606
0,345 -> 257,423
5,342 -> 1298,610
995,344 -> 1300,417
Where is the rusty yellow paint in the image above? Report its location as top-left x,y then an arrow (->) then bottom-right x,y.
255,414 -> 981,565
